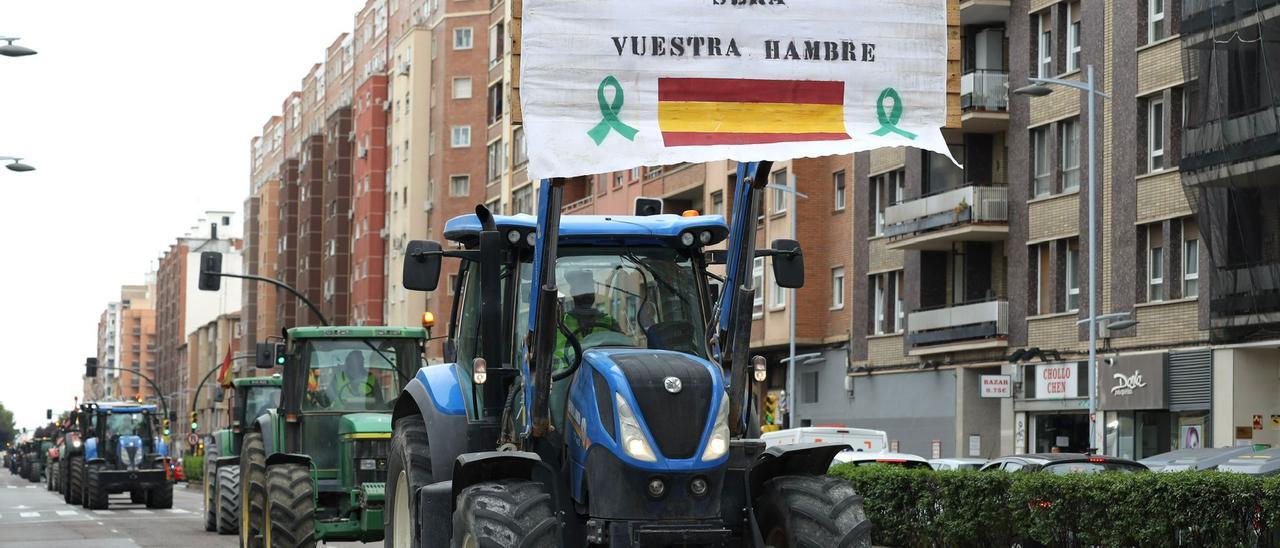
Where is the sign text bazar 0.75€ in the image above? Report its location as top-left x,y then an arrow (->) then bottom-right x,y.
519,0 -> 953,179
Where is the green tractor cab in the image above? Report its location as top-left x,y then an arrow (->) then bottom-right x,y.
202,374 -> 281,535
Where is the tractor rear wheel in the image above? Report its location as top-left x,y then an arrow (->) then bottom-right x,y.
67,457 -> 83,505
385,415 -> 432,548
266,463 -> 316,548
85,462 -> 109,510
46,462 -> 54,490
217,465 -> 241,535
147,481 -> 174,509
451,480 -> 559,548
204,448 -> 219,531
755,475 -> 872,548
30,462 -> 42,483
240,433 -> 267,548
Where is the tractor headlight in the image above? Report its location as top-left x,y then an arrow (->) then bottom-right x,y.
699,230 -> 712,245
680,232 -> 695,247
507,229 -> 522,244
615,393 -> 656,462
701,392 -> 730,461
72,440 -> 81,449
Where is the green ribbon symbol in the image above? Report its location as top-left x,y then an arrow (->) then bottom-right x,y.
587,75 -> 638,145
871,87 -> 917,140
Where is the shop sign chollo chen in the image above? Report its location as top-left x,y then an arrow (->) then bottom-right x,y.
1099,353 -> 1167,410
1035,362 -> 1079,399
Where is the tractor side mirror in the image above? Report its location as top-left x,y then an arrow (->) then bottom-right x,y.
403,240 -> 443,291
770,239 -> 805,289
198,252 -> 223,291
255,342 -> 285,369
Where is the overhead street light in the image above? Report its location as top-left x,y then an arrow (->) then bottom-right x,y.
0,37 -> 36,57
0,156 -> 34,172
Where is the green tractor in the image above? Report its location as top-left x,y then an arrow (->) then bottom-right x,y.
203,375 -> 282,535
22,436 -> 52,483
235,327 -> 426,547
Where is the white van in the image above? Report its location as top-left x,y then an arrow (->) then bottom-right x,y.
760,427 -> 888,453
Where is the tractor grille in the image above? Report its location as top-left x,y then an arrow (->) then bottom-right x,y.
614,352 -> 711,459
353,439 -> 389,485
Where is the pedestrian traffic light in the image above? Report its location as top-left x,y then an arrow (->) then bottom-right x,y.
84,357 -> 98,378
190,411 -> 198,432
197,251 -> 223,291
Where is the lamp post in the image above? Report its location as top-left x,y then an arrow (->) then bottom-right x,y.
766,178 -> 808,429
0,156 -> 34,172
1015,65 -> 1111,451
0,36 -> 36,57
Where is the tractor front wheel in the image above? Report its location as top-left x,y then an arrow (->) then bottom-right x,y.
451,480 -> 559,548
131,490 -> 147,504
266,463 -> 316,548
85,463 -> 109,510
755,475 -> 872,548
204,448 -> 220,531
385,415 -> 432,548
240,433 -> 267,548
217,465 -> 241,535
66,457 -> 83,505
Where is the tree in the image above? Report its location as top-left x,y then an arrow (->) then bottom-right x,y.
0,403 -> 15,447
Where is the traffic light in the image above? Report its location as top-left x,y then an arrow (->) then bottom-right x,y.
84,357 -> 98,378
197,251 -> 223,291
190,411 -> 198,432
162,419 -> 171,437
45,409 -> 51,420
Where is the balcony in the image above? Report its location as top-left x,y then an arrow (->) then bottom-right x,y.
960,69 -> 1008,133
1210,263 -> 1280,329
562,194 -> 595,214
884,185 -> 1008,250
1180,105 -> 1280,186
906,299 -> 1009,355
960,0 -> 1010,25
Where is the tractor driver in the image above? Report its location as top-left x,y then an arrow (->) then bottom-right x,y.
554,269 -> 620,369
334,350 -> 385,407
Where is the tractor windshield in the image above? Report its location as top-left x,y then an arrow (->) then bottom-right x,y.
104,413 -> 151,438
301,338 -> 419,412
517,245 -> 708,365
241,385 -> 281,424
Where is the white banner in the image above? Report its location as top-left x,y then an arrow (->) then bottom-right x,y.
520,0 -> 952,179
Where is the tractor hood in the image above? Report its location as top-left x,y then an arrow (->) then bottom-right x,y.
337,413 -> 393,438
117,435 -> 143,470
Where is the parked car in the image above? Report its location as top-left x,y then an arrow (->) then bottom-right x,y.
980,453 -> 1148,474
831,450 -> 931,469
929,457 -> 988,471
1146,446 -> 1255,472
1216,446 -> 1280,475
761,426 -> 888,453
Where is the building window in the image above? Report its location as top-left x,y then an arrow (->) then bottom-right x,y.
488,22 -> 504,66
770,274 -> 786,310
512,126 -> 527,166
870,271 -> 902,335
451,125 -> 471,147
487,81 -> 503,125
870,170 -> 904,236
487,139 -> 504,181
452,77 -> 472,99
832,170 -> 846,211
1148,0 -> 1166,44
453,27 -> 473,50
1184,236 -> 1199,298
770,169 -> 788,214
752,257 -> 765,317
802,371 -> 819,404
894,270 -> 904,332
450,175 -> 470,197
710,191 -> 724,217
1148,97 -> 1165,172
1032,126 -> 1051,197
831,267 -> 845,309
1066,1 -> 1081,71
1037,10 -> 1053,78
1061,118 -> 1080,191
1065,239 -> 1080,312
613,174 -> 623,188
1034,243 -> 1051,315
630,167 -> 642,180
1149,227 -> 1164,302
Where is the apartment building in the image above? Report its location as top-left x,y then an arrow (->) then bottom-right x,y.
115,283 -> 157,402
89,302 -> 120,401
351,0 -> 390,326
323,34 -> 356,326
184,312 -> 241,450
297,64 -> 328,327
277,92 -> 304,331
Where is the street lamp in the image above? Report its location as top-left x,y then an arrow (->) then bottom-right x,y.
0,156 -> 34,172
1015,65 -> 1111,451
0,37 -> 36,57
766,178 -> 808,429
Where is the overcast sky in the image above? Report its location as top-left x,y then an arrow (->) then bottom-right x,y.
0,2 -> 363,433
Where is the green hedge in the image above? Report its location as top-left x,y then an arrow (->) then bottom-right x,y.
182,455 -> 204,483
829,464 -> 1279,547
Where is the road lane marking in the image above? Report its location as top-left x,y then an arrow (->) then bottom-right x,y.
128,509 -> 152,514
166,508 -> 190,514
93,510 -> 114,515
56,510 -> 79,516
24,486 -> 35,489
4,486 -> 14,489
19,512 -> 39,518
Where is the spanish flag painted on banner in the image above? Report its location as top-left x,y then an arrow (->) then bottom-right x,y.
657,77 -> 851,147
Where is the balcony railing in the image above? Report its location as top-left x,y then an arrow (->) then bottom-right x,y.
562,194 -> 595,213
884,185 -> 1008,238
1181,105 -> 1280,178
961,69 -> 1008,113
1210,263 -> 1280,327
907,299 -> 1009,348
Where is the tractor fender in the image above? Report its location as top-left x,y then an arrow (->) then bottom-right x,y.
213,456 -> 239,467
747,442 -> 850,497
86,457 -> 108,466
264,453 -> 312,468
393,364 -> 468,481
255,415 -> 277,456
450,451 -> 547,504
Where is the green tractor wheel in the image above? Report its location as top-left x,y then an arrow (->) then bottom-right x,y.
266,463 -> 316,548
217,465 -> 241,535
85,463 -> 109,510
451,480 -> 559,548
754,475 -> 872,548
240,433 -> 267,548
204,448 -> 219,531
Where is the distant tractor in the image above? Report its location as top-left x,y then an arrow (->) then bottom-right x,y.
66,402 -> 173,510
202,374 -> 281,535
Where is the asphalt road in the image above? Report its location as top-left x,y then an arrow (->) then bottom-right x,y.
0,469 -> 366,547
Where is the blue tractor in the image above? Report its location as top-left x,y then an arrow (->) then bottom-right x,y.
385,162 -> 869,547
67,402 -> 173,510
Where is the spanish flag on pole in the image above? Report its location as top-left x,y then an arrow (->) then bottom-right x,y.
216,345 -> 234,389
657,77 -> 851,147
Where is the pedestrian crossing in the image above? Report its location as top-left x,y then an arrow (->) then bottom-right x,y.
0,508 -> 191,521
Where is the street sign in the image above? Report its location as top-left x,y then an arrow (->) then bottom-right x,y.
186,432 -> 199,446
980,375 -> 1011,398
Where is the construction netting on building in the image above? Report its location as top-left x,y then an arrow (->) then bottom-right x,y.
1180,0 -> 1280,342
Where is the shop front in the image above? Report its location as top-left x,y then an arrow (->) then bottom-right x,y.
1012,361 -> 1092,454
1102,350 -> 1213,460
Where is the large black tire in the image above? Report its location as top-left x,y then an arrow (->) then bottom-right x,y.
46,462 -> 54,490
217,465 -> 241,535
755,475 -> 872,548
29,462 -> 42,483
131,490 -> 147,504
240,433 -> 267,548
204,447 -> 220,531
266,463 -> 316,548
66,457 -> 83,505
85,463 -> 110,510
385,415 -> 432,548
451,480 -> 559,548
147,481 -> 174,509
